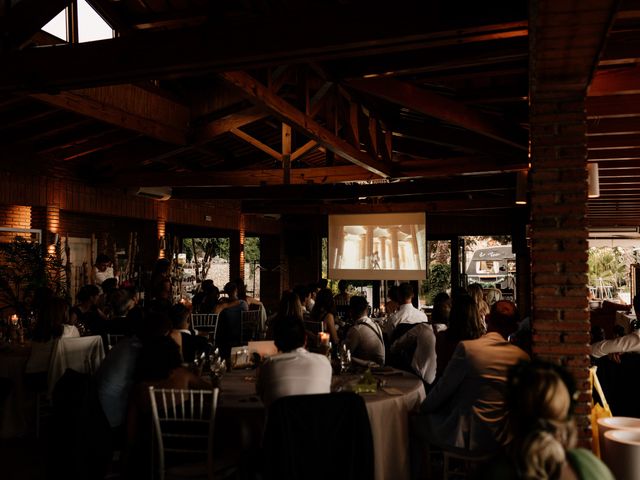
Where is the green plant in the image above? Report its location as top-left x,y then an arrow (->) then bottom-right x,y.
0,236 -> 67,316
422,263 -> 451,305
588,247 -> 628,292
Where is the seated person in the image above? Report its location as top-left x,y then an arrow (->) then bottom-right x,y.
344,295 -> 385,366
391,322 -> 436,385
310,288 -> 340,345
93,254 -> 116,287
26,297 -> 79,387
418,300 -> 529,453
168,303 -> 210,363
215,282 -> 249,360
191,279 -> 219,314
591,294 -> 640,358
256,315 -> 332,407
430,291 -> 451,332
481,360 -> 614,480
70,284 -> 107,336
384,282 -> 427,340
333,280 -> 351,306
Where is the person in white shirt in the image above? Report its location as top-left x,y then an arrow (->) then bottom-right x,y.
93,254 -> 116,287
391,323 -> 437,385
257,315 -> 332,407
344,296 -> 385,365
384,282 -> 427,338
591,295 -> 640,358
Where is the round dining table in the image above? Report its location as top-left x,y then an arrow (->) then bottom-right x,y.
214,367 -> 426,480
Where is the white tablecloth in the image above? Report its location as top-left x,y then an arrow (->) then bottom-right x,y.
48,335 -> 105,395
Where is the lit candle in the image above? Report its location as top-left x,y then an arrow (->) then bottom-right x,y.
10,314 -> 18,326
319,332 -> 330,346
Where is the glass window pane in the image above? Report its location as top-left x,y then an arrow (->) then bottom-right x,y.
78,0 -> 113,43
42,10 -> 67,41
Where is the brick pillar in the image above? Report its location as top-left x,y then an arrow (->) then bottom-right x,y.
157,217 -> 166,259
530,96 -> 591,446
45,205 -> 61,254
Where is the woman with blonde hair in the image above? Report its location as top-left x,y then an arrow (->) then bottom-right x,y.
481,360 -> 613,479
467,283 -> 490,322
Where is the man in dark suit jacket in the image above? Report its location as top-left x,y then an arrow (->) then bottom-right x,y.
418,300 -> 529,453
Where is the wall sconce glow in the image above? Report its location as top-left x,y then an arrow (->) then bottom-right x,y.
515,170 -> 528,205
588,163 -> 600,198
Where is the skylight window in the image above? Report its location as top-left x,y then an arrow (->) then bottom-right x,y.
42,10 -> 67,41
78,0 -> 113,43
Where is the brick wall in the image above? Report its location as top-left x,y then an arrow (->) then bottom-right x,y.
530,96 -> 591,445
0,205 -> 32,243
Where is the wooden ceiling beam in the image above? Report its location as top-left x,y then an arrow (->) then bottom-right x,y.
229,128 -> 281,161
194,107 -> 269,144
588,117 -> 640,135
241,198 -> 516,215
170,174 -> 514,200
587,94 -> 640,117
589,66 -> 640,96
0,7 -> 526,92
347,77 -> 527,150
588,148 -> 640,160
31,85 -> 190,144
588,134 -> 640,149
220,71 -> 392,177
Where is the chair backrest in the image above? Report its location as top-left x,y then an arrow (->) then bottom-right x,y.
191,313 -> 218,328
240,310 -> 262,344
192,313 -> 219,343
149,387 -> 219,480
48,335 -> 105,396
263,393 -> 373,480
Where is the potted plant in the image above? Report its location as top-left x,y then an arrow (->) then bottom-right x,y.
0,236 -> 67,319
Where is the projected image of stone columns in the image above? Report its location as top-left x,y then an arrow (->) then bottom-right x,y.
390,226 -> 400,269
341,226 -> 366,269
410,225 -> 421,269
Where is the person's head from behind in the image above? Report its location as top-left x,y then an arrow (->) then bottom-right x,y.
95,254 -> 111,272
136,335 -> 183,382
398,282 -> 414,304
431,292 -> 451,324
110,288 -> 134,317
448,294 -> 484,341
349,295 -> 369,320
388,285 -> 400,304
233,278 -> 247,299
135,309 -> 172,342
272,315 -> 306,353
152,258 -> 171,277
318,278 -> 328,290
277,291 -> 304,321
312,288 -> 335,315
293,284 -> 310,305
337,280 -> 348,294
506,360 -> 577,479
77,284 -> 100,305
101,277 -> 118,294
467,283 -> 485,304
487,300 -> 520,338
201,279 -> 214,295
170,303 -> 191,330
224,282 -> 238,300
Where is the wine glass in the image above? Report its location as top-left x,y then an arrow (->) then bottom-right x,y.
339,344 -> 352,374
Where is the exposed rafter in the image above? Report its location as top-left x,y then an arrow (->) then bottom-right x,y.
220,71 -> 393,177
347,77 -> 527,150
32,85 -> 190,145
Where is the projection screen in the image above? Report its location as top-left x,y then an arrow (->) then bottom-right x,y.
328,212 -> 427,281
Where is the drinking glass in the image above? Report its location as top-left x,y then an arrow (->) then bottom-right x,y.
339,344 -> 352,374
